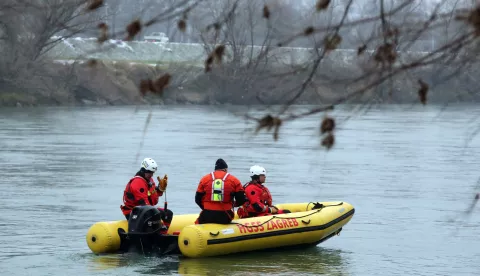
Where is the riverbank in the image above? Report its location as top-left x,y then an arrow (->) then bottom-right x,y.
1,58 -> 477,107
2,38 -> 479,107
0,59 -> 203,107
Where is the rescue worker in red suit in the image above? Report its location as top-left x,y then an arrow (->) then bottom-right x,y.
195,158 -> 248,224
237,165 -> 291,218
120,158 -> 173,232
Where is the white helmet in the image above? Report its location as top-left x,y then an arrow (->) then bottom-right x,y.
141,158 -> 158,172
250,165 -> 266,177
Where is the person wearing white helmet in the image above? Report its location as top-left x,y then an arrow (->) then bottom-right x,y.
237,165 -> 290,218
120,157 -> 173,232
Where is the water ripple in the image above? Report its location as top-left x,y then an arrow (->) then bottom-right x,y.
0,105 -> 479,276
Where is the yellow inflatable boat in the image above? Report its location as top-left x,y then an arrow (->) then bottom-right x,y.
86,201 -> 354,258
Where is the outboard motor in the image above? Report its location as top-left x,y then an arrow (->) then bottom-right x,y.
119,206 -> 179,256
128,205 -> 166,235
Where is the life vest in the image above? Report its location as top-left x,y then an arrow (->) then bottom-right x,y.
201,171 -> 235,211
242,182 -> 272,214
120,176 -> 158,215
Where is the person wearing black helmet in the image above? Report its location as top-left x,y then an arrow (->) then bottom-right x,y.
194,158 -> 247,224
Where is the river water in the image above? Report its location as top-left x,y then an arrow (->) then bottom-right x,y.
0,104 -> 479,276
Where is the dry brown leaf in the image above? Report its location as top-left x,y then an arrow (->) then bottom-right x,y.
204,54 -> 214,72
320,117 -> 335,134
357,44 -> 367,55
86,0 -> 103,11
418,79 -> 429,105
126,20 -> 142,41
214,45 -> 225,64
97,22 -> 108,30
96,22 -> 108,43
304,26 -> 314,36
321,133 -> 335,150
252,115 -> 283,141
263,5 -> 270,19
178,19 -> 187,32
374,43 -> 397,64
272,117 -> 282,141
324,34 -> 342,51
256,115 -> 275,133
316,0 -> 331,11
139,79 -> 152,96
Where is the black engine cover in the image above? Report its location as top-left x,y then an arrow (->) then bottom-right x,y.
118,206 -> 179,256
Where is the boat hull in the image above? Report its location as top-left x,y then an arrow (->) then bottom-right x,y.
85,201 -> 355,257
178,201 -> 354,258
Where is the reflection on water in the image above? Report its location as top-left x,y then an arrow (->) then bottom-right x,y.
87,254 -> 135,271
175,247 -> 348,276
87,253 -> 179,274
87,246 -> 348,276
